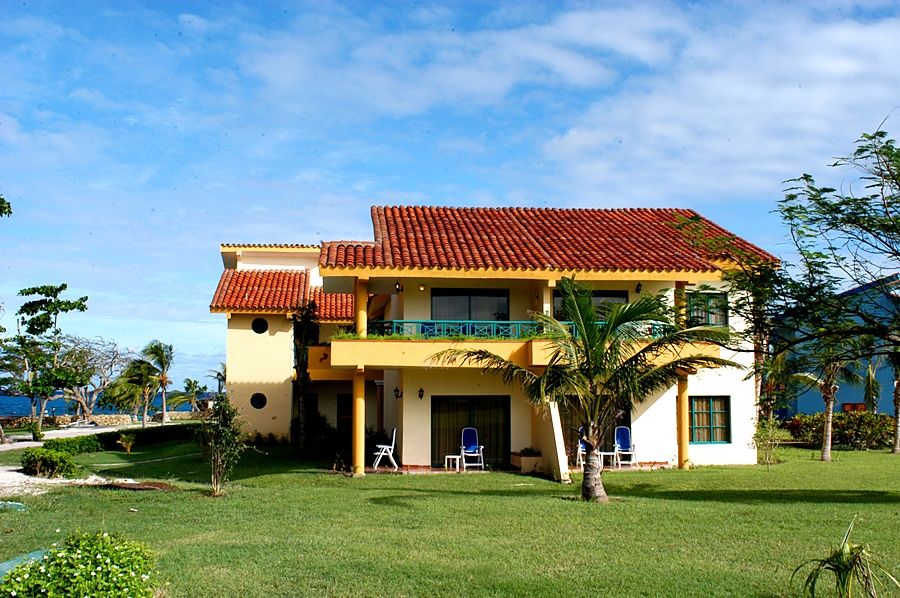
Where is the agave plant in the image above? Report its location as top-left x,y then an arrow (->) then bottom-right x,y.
793,517 -> 900,597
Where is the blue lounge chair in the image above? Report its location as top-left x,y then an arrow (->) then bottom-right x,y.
614,426 -> 637,468
460,427 -> 484,470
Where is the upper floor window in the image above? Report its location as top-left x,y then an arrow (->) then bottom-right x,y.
553,290 -> 628,320
432,289 -> 509,321
687,292 -> 728,327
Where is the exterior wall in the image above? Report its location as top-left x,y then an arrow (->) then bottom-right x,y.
397,368 -> 534,467
226,313 -> 294,439
236,251 -> 322,286
312,380 -> 378,428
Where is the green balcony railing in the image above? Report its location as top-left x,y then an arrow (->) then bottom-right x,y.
365,320 -> 674,340
367,320 -> 542,339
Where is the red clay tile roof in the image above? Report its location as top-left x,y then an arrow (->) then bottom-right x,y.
318,206 -> 774,272
210,269 -> 310,312
310,287 -> 354,322
210,270 -> 354,319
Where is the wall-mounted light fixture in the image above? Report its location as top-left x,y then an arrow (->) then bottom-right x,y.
635,282 -> 643,294
418,387 -> 425,400
394,281 -> 404,293
393,387 -> 403,400
418,284 -> 426,292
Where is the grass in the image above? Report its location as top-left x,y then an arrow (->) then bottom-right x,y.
1,444 -> 898,597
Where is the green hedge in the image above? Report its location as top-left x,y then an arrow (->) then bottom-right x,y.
21,448 -> 77,478
43,434 -> 103,455
94,422 -> 201,451
785,412 -> 894,449
40,423 -> 202,455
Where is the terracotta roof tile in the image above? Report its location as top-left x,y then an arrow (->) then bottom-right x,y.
210,270 -> 354,320
210,269 -> 309,312
310,287 -> 354,322
319,206 -> 774,272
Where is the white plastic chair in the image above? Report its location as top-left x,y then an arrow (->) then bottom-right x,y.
460,427 -> 484,470
373,428 -> 398,470
614,426 -> 637,468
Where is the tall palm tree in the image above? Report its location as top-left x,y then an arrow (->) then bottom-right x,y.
794,338 -> 863,462
182,377 -> 206,414
117,358 -> 160,428
142,340 -> 173,423
434,277 -> 736,503
208,362 -> 226,396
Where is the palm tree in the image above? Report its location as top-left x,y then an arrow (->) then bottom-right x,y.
142,340 -> 173,423
116,359 -> 160,428
182,377 -> 206,414
434,277 -> 736,503
794,338 -> 863,462
208,362 -> 226,395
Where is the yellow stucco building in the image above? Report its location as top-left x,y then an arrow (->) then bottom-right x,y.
211,205 -> 774,479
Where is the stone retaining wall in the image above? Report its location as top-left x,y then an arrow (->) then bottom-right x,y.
0,414 -> 138,428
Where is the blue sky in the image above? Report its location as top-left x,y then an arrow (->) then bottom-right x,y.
2,1 -> 900,387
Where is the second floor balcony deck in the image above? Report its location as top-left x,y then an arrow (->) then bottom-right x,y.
365,319 -> 674,340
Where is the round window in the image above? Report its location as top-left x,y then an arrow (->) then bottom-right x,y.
250,393 -> 267,409
251,317 -> 269,334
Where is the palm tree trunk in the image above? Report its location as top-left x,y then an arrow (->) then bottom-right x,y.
142,392 -> 149,429
0,421 -> 7,444
581,449 -> 609,503
822,388 -> 835,462
893,377 -> 900,454
161,387 -> 168,424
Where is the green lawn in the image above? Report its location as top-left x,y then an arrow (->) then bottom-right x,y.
2,444 -> 898,597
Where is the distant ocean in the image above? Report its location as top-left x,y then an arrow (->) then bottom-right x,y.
0,394 -> 193,417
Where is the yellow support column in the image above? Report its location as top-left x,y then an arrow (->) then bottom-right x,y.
355,278 -> 368,338
352,368 -> 366,477
674,281 -> 691,470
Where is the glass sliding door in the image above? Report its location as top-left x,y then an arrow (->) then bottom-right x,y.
431,396 -> 510,467
431,289 -> 509,321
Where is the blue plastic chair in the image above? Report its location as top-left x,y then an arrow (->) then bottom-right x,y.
460,427 -> 484,470
614,426 -> 637,468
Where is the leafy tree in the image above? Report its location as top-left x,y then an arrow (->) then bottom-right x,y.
142,340 -> 173,423
196,391 -> 245,496
62,337 -> 131,420
434,277 -> 735,503
0,193 -> 10,218
7,284 -> 89,434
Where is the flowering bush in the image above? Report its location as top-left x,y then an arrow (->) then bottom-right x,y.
785,412 -> 894,449
0,531 -> 155,597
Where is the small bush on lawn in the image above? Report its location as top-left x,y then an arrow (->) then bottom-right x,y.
20,448 -> 76,478
786,412 -> 894,449
43,434 -> 103,455
0,531 -> 155,597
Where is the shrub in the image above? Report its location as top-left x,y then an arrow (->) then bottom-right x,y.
43,434 -> 103,455
0,531 -> 155,597
20,448 -> 76,478
195,397 -> 246,496
519,446 -> 542,457
117,433 -> 136,454
29,422 -> 44,441
786,412 -> 894,450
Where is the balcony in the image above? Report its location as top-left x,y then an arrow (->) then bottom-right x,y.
366,319 -> 674,340
367,320 -> 542,339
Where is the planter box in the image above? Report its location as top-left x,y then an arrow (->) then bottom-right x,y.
511,452 -> 543,474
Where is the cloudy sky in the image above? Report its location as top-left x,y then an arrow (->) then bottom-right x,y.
1,1 -> 899,386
